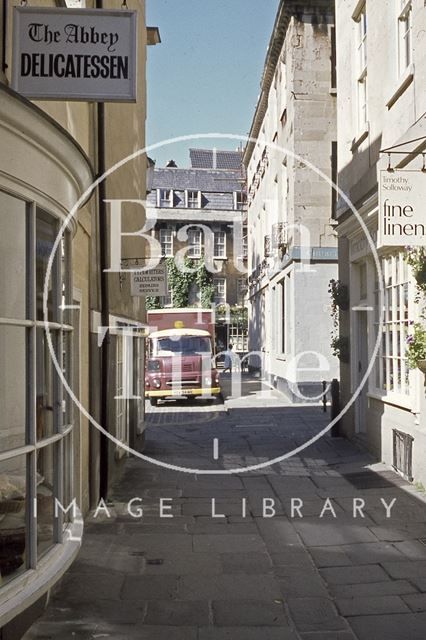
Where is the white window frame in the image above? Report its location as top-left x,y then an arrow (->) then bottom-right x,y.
398,0 -> 413,76
186,190 -> 201,209
187,227 -> 202,258
159,228 -> 173,257
372,252 -> 414,402
214,230 -> 226,258
157,189 -> 173,208
354,3 -> 368,131
213,277 -> 226,305
63,1 -> 86,6
234,191 -> 247,211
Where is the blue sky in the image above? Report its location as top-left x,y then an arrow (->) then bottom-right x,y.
146,0 -> 279,168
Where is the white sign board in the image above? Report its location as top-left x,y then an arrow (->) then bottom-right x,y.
378,170 -> 426,247
12,7 -> 137,102
131,266 -> 167,297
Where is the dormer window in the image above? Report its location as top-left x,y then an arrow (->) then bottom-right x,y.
157,189 -> 173,208
186,190 -> 201,208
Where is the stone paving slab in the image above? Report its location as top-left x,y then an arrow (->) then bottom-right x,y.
22,383 -> 426,639
348,613 -> 426,640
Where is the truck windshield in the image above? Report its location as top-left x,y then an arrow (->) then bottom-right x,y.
155,336 -> 212,355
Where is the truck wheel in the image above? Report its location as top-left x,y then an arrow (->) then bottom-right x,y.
149,397 -> 159,407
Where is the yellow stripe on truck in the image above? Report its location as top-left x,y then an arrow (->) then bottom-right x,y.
146,387 -> 221,398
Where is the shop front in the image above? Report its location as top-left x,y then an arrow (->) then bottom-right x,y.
0,84 -> 93,633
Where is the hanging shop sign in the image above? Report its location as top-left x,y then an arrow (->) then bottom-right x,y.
378,169 -> 426,247
131,265 -> 167,297
12,7 -> 137,102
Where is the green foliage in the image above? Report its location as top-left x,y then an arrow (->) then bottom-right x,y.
166,256 -> 194,307
406,323 -> 426,369
160,256 -> 215,309
328,278 -> 349,360
196,260 -> 215,309
146,296 -> 161,310
406,247 -> 426,303
216,304 -> 248,328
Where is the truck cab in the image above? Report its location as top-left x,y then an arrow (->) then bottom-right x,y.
145,326 -> 221,406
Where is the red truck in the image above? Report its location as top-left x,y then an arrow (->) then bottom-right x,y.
145,309 -> 220,406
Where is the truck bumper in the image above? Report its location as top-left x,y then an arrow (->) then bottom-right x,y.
146,387 -> 221,398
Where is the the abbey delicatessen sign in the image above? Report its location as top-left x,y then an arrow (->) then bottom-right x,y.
378,170 -> 426,247
12,7 -> 137,102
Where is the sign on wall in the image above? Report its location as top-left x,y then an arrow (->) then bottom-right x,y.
131,266 -> 167,297
378,169 -> 426,247
12,7 -> 137,102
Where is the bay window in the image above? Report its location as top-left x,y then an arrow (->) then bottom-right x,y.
0,189 -> 75,586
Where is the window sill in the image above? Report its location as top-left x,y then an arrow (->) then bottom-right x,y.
367,390 -> 413,412
351,122 -> 369,153
386,64 -> 414,110
214,256 -> 227,260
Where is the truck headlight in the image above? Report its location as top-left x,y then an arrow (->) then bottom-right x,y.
204,376 -> 212,386
153,378 -> 161,388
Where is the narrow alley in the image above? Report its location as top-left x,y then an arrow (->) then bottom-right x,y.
24,377 -> 426,640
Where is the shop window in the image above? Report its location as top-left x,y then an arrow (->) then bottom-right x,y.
374,253 -> 412,397
0,190 -> 74,590
0,454 -> 27,585
37,443 -> 55,558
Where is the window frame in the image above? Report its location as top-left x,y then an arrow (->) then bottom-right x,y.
157,188 -> 173,208
213,230 -> 226,258
398,0 -> 413,76
354,3 -> 368,132
0,190 -> 75,580
187,227 -> 202,258
372,252 -> 414,402
213,277 -> 226,305
186,190 -> 201,209
159,227 -> 173,257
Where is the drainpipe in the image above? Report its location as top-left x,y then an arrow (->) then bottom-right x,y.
96,0 -> 109,500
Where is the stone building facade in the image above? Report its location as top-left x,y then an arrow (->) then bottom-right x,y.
243,0 -> 339,400
146,149 -> 248,356
335,0 -> 426,487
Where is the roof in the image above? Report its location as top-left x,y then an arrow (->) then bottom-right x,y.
151,167 -> 243,192
190,148 -> 243,170
149,328 -> 211,339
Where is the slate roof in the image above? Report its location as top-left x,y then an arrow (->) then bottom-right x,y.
151,167 -> 243,193
190,148 -> 243,170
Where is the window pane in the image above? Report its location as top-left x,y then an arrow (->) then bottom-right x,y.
36,328 -> 54,440
0,191 -> 27,320
37,444 -> 55,558
36,211 -> 58,322
63,434 -> 73,528
0,326 -> 26,452
0,455 -> 27,585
